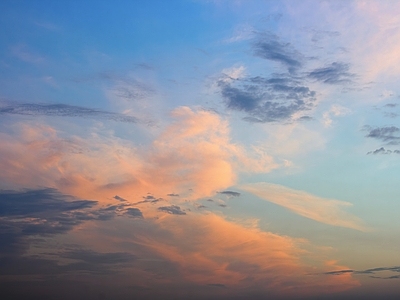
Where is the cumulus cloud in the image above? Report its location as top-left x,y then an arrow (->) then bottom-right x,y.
239,182 -> 369,231
218,74 -> 316,123
0,108 -> 236,204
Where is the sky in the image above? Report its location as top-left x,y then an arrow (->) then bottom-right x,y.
1,0 -> 400,299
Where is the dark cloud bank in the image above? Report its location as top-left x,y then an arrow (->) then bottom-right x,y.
0,188 -> 142,299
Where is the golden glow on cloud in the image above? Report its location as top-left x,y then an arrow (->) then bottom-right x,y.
240,182 -> 370,231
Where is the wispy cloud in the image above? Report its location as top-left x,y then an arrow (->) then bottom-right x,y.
364,126 -> 400,145
10,44 -> 44,64
253,32 -> 303,73
158,205 -> 186,215
239,182 -> 369,231
367,147 -> 400,155
324,266 -> 400,279
218,190 -> 241,197
0,102 -> 140,123
308,62 -> 354,84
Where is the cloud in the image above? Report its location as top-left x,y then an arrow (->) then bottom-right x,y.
308,62 -> 354,84
0,248 -> 136,281
0,188 -> 99,256
364,126 -> 400,145
219,190 -> 241,197
158,205 -> 186,215
10,44 -> 44,63
239,182 -> 368,231
61,249 -> 136,266
367,147 -> 400,155
384,103 -> 397,108
108,76 -> 155,102
125,207 -> 144,218
114,195 -> 127,202
322,104 -> 351,127
0,107 -> 277,207
219,191 -> 240,197
0,102 -> 140,123
324,266 -> 400,279
253,33 -> 303,73
218,74 -> 316,123
133,212 -> 359,298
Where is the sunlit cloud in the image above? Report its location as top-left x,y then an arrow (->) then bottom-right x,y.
239,182 -> 369,231
0,107 -> 278,205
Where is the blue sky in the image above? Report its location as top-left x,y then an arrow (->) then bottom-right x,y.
1,1 -> 400,299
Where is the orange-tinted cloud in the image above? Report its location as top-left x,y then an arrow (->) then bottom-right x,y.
240,182 -> 369,231
0,107 -> 277,204
74,210 -> 360,298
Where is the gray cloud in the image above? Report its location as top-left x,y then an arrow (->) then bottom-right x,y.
134,195 -> 163,205
0,188 -> 135,257
61,249 -> 136,266
0,248 -> 136,280
308,62 -> 354,84
0,188 -> 97,220
323,266 -> 400,279
0,188 -> 141,298
384,103 -> 398,108
253,33 -> 303,73
367,147 -> 400,155
125,207 -> 143,218
364,126 -> 400,145
114,195 -> 127,202
158,205 -> 186,215
219,74 -> 316,123
167,193 -> 180,197
219,191 -> 241,197
0,103 -> 139,123
324,269 -> 354,275
308,29 -> 340,43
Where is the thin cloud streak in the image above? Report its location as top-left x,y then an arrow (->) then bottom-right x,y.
0,102 -> 140,124
239,182 -> 369,231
